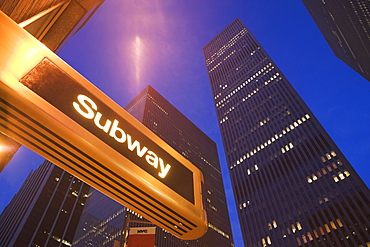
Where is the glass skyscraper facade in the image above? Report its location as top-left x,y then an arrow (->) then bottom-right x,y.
203,18 -> 370,246
0,160 -> 90,247
301,0 -> 370,82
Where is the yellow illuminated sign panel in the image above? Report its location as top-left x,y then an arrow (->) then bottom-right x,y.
0,11 -> 207,239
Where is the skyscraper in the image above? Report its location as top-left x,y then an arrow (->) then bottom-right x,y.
203,18 -> 370,246
301,0 -> 370,81
72,86 -> 234,247
126,85 -> 233,246
0,160 -> 90,246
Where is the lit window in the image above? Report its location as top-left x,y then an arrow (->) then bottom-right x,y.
312,174 -> 318,181
302,235 -> 307,243
322,168 -> 327,175
336,218 -> 343,227
273,220 -> 278,228
338,172 -> 345,180
267,236 -> 271,244
333,176 -> 339,182
331,151 -> 337,157
321,156 -> 326,162
307,232 -> 314,241
307,177 -> 313,183
297,222 -> 302,230
292,224 -> 296,233
262,238 -> 266,247
344,171 -> 350,177
325,153 -> 332,160
330,221 -> 337,229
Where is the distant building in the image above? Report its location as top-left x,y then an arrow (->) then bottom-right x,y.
203,18 -> 370,246
0,160 -> 90,246
73,86 -> 234,246
72,188 -> 125,247
301,0 -> 370,81
0,0 -> 105,172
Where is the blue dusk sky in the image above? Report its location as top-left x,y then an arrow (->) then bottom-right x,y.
1,1 -> 369,246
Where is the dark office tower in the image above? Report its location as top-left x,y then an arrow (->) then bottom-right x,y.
0,160 -> 90,247
203,18 -> 370,246
125,86 -> 234,246
301,0 -> 370,82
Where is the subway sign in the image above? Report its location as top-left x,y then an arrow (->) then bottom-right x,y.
0,11 -> 207,240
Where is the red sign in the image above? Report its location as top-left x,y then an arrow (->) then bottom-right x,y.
128,227 -> 156,247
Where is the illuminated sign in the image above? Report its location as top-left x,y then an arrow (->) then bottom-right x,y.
73,95 -> 171,179
19,59 -> 194,203
0,11 -> 207,240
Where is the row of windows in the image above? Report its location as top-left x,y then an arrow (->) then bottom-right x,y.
259,218 -> 345,246
206,28 -> 248,67
333,170 -> 351,182
230,114 -> 310,169
321,150 -> 337,162
281,142 -> 294,154
297,218 -> 344,246
216,63 -> 273,108
241,74 -> 280,102
208,223 -> 230,239
307,159 -> 343,183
